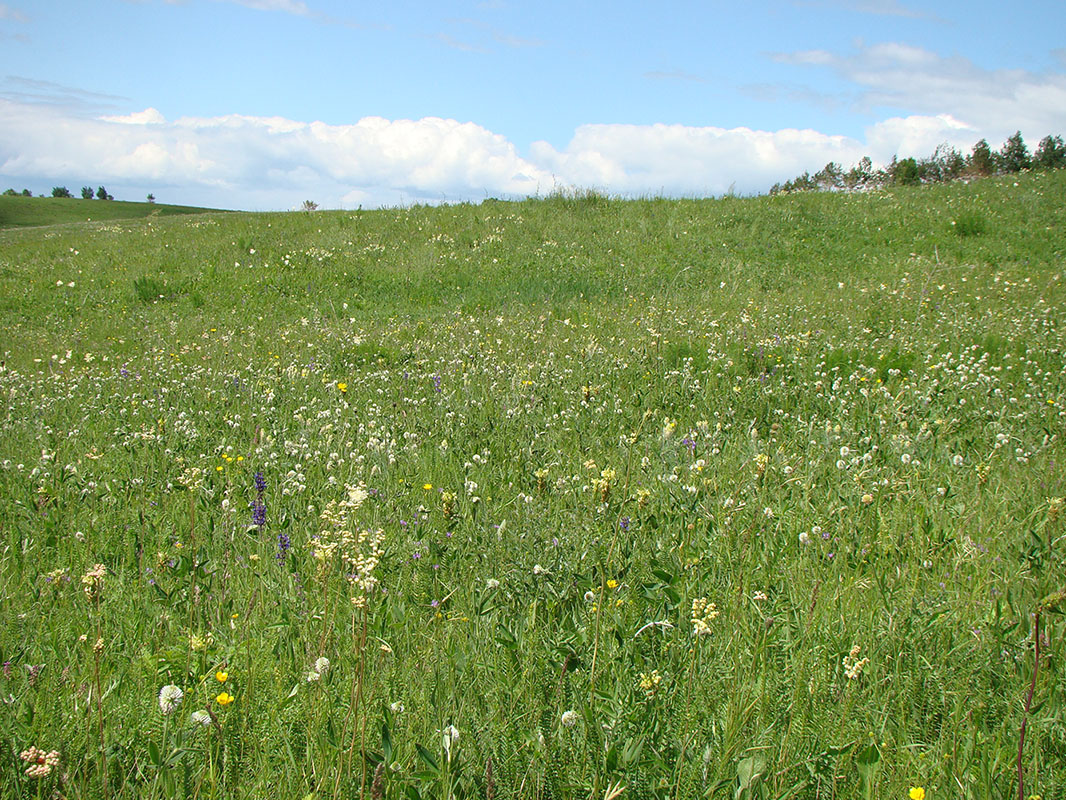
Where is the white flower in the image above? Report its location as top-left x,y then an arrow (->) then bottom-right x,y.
532,564 -> 547,576
798,531 -> 810,545
952,454 -> 964,467
561,710 -> 578,727
190,710 -> 211,727
159,684 -> 183,715
313,656 -> 330,675
485,578 -> 500,590
441,724 -> 460,758
390,701 -> 405,714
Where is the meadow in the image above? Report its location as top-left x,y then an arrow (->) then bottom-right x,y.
0,171 -> 1063,799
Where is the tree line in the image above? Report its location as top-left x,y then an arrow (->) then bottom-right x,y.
771,131 -> 1066,194
3,186 -> 156,203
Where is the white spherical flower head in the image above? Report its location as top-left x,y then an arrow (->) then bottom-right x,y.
561,710 -> 578,727
314,657 -> 330,675
159,684 -> 184,715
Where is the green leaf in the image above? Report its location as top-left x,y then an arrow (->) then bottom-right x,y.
382,722 -> 393,763
735,754 -> 766,800
415,743 -> 439,773
148,740 -> 162,768
856,742 -> 880,779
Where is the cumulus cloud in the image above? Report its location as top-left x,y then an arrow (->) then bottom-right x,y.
3,39 -> 1064,210
0,100 -> 556,208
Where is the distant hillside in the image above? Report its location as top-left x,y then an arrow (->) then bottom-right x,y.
0,194 -> 227,229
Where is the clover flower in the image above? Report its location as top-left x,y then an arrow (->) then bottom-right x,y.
159,684 -> 184,715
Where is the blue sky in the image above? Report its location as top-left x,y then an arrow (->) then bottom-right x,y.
2,0 -> 1065,209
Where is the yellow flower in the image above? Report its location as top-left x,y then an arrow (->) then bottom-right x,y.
423,483 -> 433,490
215,671 -> 228,683
337,382 -> 348,393
216,692 -> 234,706
909,788 -> 925,800
606,579 -> 619,590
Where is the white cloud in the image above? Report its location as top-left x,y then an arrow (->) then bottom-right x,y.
3,40 -> 1064,211
219,0 -> 310,15
0,100 -> 555,209
0,3 -> 29,22
532,124 -> 867,196
775,42 -> 1066,143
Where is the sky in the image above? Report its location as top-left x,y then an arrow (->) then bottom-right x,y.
1,0 -> 1065,210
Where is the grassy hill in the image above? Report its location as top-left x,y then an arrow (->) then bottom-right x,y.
0,193 -> 226,229
0,172 -> 1063,799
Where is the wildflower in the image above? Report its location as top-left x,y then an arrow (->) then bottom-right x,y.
423,483 -> 433,491
690,597 -> 719,636
561,710 -> 578,727
81,563 -> 106,600
441,724 -> 460,758
190,710 -> 212,726
798,531 -> 811,545
158,684 -> 184,715
390,701 -> 404,714
215,691 -> 234,706
843,645 -> 869,680
638,670 -> 662,696
313,656 -> 330,675
606,579 -> 619,590
533,564 -> 548,576
861,493 -> 874,505
215,670 -> 228,683
19,746 -> 60,778
661,418 -> 677,439
337,382 -> 348,393
908,788 -> 925,800
486,578 -> 500,590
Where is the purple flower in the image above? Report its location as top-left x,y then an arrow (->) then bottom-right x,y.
619,517 -> 630,531
277,532 -> 290,562
254,471 -> 267,493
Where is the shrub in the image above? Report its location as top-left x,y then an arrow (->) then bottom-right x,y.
51,186 -> 72,198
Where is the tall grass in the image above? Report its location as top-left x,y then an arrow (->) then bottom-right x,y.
0,171 -> 1063,799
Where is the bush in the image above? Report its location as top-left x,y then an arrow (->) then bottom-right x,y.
51,186 -> 72,198
81,186 -> 94,200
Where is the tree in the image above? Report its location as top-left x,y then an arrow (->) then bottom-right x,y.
968,139 -> 995,176
998,131 -> 1030,173
96,186 -> 109,200
1033,134 -> 1066,170
146,193 -> 156,203
2,188 -> 16,196
813,162 -> 843,191
51,186 -> 73,198
81,186 -> 94,199
301,200 -> 318,212
891,156 -> 921,186
21,189 -> 31,197
843,156 -> 874,190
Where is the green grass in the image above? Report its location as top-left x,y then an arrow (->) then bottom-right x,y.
0,171 -> 1063,800
0,194 -> 227,230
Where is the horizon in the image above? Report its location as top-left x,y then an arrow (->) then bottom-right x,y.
2,0 -> 1064,211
